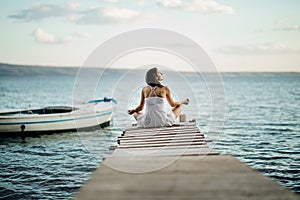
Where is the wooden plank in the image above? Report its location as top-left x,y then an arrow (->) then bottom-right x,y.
123,130 -> 201,137
117,141 -> 208,149
124,126 -> 197,132
107,148 -> 219,157
125,126 -> 199,132
120,144 -> 210,150
118,133 -> 204,141
111,146 -> 218,155
124,122 -> 196,131
119,137 -> 210,145
124,125 -> 197,133
109,144 -> 210,151
119,138 -> 210,145
119,133 -> 204,139
122,129 -> 200,136
122,128 -> 200,136
117,133 -> 205,141
119,141 -> 208,147
119,139 -> 207,146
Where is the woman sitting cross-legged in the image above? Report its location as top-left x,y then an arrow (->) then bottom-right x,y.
128,67 -> 189,128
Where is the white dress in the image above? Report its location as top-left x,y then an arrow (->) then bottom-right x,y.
137,87 -> 176,128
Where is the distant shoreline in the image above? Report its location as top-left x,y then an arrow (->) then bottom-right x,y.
0,62 -> 299,76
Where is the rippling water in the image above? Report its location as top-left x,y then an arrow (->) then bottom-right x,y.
218,73 -> 300,194
0,129 -> 118,199
0,70 -> 299,199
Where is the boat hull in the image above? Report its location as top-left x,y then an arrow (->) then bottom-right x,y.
0,99 -> 115,134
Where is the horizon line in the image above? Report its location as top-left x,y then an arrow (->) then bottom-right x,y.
0,62 -> 299,73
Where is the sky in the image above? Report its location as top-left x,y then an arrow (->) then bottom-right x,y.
0,0 -> 300,72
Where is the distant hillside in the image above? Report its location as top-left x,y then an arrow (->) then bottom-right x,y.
0,63 -> 81,76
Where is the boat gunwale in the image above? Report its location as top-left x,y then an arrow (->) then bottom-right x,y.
0,103 -> 114,119
0,109 -> 113,122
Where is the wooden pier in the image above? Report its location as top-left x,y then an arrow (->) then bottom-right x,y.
75,122 -> 299,200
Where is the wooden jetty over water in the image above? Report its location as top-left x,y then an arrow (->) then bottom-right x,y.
75,121 -> 299,200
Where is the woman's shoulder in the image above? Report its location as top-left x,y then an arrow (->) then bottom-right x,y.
161,85 -> 170,91
142,86 -> 151,94
142,86 -> 150,90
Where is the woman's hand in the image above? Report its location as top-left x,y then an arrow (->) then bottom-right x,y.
127,109 -> 136,115
182,99 -> 189,105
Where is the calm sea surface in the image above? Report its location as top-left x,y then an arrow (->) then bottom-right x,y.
0,70 -> 299,199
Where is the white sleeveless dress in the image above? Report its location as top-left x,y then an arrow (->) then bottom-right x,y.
137,86 -> 176,128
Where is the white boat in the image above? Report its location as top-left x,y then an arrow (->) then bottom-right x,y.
0,98 -> 117,134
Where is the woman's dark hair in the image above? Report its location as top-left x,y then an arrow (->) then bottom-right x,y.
145,67 -> 163,87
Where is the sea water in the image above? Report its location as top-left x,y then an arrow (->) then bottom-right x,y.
0,70 -> 299,199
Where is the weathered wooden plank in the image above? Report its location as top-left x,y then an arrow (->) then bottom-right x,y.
119,138 -> 210,145
119,132 -> 203,139
122,129 -> 200,137
118,133 -> 204,141
125,126 -> 198,131
109,144 -> 210,151
123,130 -> 201,137
108,148 -> 219,157
122,128 -> 200,136
120,140 -> 207,147
117,141 -> 208,149
124,126 -> 199,133
120,134 -> 204,141
120,136 -> 205,142
124,122 -> 196,132
120,131 -> 202,137
124,125 -> 197,132
119,137 -> 210,145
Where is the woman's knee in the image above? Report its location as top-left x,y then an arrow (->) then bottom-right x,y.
133,112 -> 141,120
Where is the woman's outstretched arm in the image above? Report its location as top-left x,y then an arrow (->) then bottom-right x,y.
128,89 -> 145,115
165,86 -> 189,107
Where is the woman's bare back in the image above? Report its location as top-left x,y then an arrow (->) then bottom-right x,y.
143,86 -> 167,98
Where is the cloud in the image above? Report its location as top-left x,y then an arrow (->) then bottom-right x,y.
77,7 -> 141,24
8,2 -> 154,24
156,0 -> 234,14
103,0 -> 119,3
272,25 -> 300,31
255,25 -> 300,33
76,6 -> 158,24
33,28 -> 58,43
9,2 -> 80,22
157,0 -> 183,7
218,42 -> 300,55
33,28 -> 91,44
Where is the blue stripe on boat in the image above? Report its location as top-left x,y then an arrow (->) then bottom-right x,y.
0,111 -> 112,125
